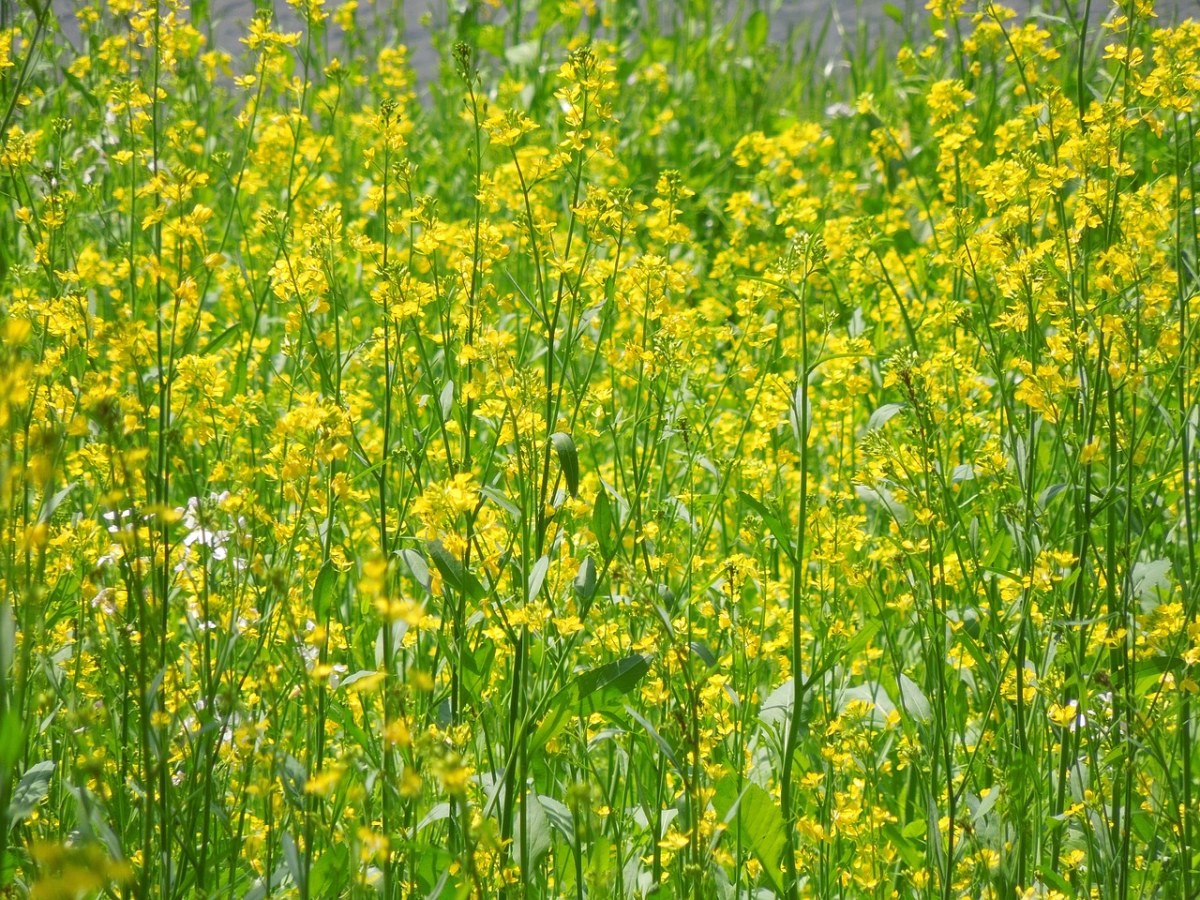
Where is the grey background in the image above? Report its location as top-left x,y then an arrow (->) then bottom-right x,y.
43,0 -> 1188,85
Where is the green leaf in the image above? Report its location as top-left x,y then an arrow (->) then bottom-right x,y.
573,556 -> 596,602
313,562 -> 337,621
537,794 -> 575,844
530,690 -> 575,752
243,865 -> 288,900
970,786 -> 1001,825
462,642 -> 496,697
759,678 -> 795,729
837,681 -> 896,726
417,802 -> 452,833
427,540 -> 485,600
59,67 -> 100,110
713,775 -> 786,895
625,705 -> 679,773
844,619 -> 880,659
898,674 -> 932,723
550,432 -> 579,498
689,641 -> 716,667
399,548 -> 432,594
7,760 -> 53,825
281,833 -> 304,895
587,833 -> 613,885
744,9 -> 768,49
592,488 -> 615,556
339,670 -> 385,692
1037,482 -> 1068,513
309,844 -> 349,897
882,823 -> 923,869
528,555 -> 550,602
867,402 -> 904,430
515,792 -> 552,865
479,485 -> 521,520
199,322 -> 241,357
0,848 -> 17,884
0,605 -> 13,695
279,755 -> 307,806
530,654 -> 652,752
1039,868 -> 1075,895
475,24 -> 506,58
901,818 -> 926,839
39,482 -> 76,523
882,2 -> 905,25
1131,558 -> 1173,608
738,492 -> 795,561
575,654 -> 650,700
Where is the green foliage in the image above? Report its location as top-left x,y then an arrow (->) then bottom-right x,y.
0,0 -> 1198,897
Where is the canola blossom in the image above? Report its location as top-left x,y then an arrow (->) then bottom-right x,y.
1,0 -> 1199,897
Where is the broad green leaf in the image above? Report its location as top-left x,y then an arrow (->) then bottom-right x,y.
480,485 -> 521,520
515,792 -> 552,865
592,489 -> 615,556
738,492 -> 795,561
1038,482 -> 1070,510
867,402 -> 904,431
313,561 -> 337,621
837,681 -> 896,726
309,844 -> 349,897
281,833 -> 304,895
279,756 -> 307,806
400,548 -> 432,593
690,641 -> 716,667
427,540 -> 485,600
625,705 -> 679,773
528,555 -> 550,602
39,482 -> 76,523
898,674 -> 932,723
475,24 -> 506,57
538,794 -> 575,844
59,67 -> 101,110
550,432 -> 579,498
1131,558 -> 1172,608
588,834 -> 613,884
759,678 -> 795,729
745,9 -> 768,49
844,619 -> 881,659
7,760 -> 53,825
713,775 -> 786,895
462,642 -> 497,697
243,865 -> 288,900
971,786 -> 1001,825
531,655 -> 651,752
952,463 -> 976,483
339,670 -> 385,693
530,691 -> 575,752
0,849 -> 16,885
573,556 -> 596,602
575,654 -> 650,700
1039,868 -> 1076,895
882,823 -> 923,869
417,802 -> 452,833
902,818 -> 926,839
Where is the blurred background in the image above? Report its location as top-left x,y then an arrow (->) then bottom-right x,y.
40,0 -> 1179,87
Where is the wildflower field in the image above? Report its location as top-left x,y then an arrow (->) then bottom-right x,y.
2,0 -> 1200,895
